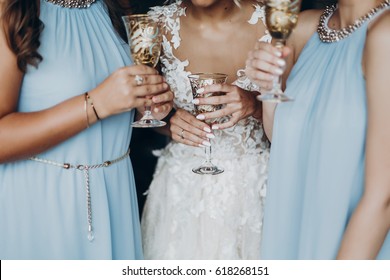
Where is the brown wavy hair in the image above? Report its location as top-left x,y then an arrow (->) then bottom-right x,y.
0,0 -> 132,73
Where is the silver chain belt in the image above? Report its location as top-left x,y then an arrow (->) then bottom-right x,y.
29,149 -> 130,242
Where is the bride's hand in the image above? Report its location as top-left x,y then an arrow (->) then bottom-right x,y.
170,109 -> 214,148
192,84 -> 261,129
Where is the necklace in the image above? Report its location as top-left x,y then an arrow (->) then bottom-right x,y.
317,0 -> 390,43
45,0 -> 97,9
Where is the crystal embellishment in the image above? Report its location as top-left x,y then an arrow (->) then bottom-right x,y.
45,0 -> 96,9
317,0 -> 390,43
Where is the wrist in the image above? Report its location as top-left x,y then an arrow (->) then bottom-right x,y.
84,91 -> 101,126
87,89 -> 107,119
251,92 -> 262,120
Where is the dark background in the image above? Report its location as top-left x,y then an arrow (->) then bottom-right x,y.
129,0 -> 325,217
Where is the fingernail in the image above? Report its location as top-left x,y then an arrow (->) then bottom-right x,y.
212,125 -> 219,130
277,59 -> 286,67
154,107 -> 159,113
203,127 -> 211,133
275,68 -> 283,75
152,97 -> 158,103
198,144 -> 206,148
196,88 -> 205,94
192,99 -> 199,105
206,133 -> 215,139
202,141 -> 211,147
274,50 -> 282,57
196,114 -> 205,120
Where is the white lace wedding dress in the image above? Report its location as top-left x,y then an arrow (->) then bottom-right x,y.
141,0 -> 271,259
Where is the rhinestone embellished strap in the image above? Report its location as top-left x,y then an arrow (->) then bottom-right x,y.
318,0 -> 390,43
45,0 -> 97,9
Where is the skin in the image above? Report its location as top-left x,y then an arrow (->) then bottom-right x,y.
0,1 -> 174,163
166,0 -> 268,147
245,0 -> 390,259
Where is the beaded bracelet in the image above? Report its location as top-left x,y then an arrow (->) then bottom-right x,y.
85,91 -> 101,120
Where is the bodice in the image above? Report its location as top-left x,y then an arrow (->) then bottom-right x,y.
149,1 -> 271,156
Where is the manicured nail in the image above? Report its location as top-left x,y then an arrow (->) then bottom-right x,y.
192,99 -> 199,105
203,127 -> 211,133
202,140 -> 211,147
277,59 -> 286,67
275,68 -> 283,75
206,133 -> 215,139
196,88 -> 205,94
196,114 -> 205,120
212,125 -> 219,130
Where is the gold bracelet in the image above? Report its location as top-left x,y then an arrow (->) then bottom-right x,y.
84,93 -> 90,128
85,91 -> 100,120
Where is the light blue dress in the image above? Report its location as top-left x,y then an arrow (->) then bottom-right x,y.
0,0 -> 143,259
261,7 -> 390,259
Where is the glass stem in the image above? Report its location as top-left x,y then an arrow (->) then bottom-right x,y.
273,40 -> 286,95
205,145 -> 212,163
272,71 -> 283,94
142,105 -> 153,120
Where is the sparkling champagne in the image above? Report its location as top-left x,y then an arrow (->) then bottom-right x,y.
265,0 -> 300,41
188,74 -> 227,125
124,15 -> 162,68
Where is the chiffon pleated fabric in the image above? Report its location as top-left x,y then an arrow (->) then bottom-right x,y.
0,0 -> 143,259
261,8 -> 390,259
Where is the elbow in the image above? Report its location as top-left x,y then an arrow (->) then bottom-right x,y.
385,196 -> 390,228
364,187 -> 390,230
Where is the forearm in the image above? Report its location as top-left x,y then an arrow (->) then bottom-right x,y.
262,102 -> 277,142
337,194 -> 390,259
0,93 -> 99,163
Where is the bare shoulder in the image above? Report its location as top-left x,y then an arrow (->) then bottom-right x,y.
295,9 -> 323,39
363,10 -> 390,86
287,9 -> 322,62
366,10 -> 390,46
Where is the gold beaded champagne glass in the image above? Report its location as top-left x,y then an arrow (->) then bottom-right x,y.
258,0 -> 300,102
188,73 -> 228,175
122,14 -> 166,128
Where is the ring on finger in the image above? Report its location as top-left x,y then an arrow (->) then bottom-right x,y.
135,75 -> 144,86
180,128 -> 185,140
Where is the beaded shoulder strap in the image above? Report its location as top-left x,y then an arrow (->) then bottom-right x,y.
45,0 -> 97,9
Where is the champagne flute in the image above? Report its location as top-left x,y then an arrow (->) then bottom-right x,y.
122,14 -> 166,128
258,0 -> 301,102
188,73 -> 228,175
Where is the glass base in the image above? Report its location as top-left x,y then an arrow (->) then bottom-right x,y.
192,163 -> 224,175
257,93 -> 293,103
132,119 -> 166,128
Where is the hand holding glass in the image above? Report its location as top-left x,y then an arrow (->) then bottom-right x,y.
188,73 -> 227,175
122,14 -> 166,128
258,0 -> 300,102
